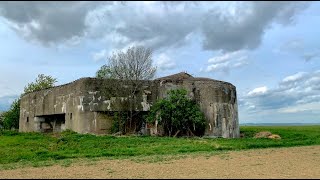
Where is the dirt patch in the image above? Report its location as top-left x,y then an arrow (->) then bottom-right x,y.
1,145 -> 319,179
268,134 -> 281,139
254,131 -> 281,139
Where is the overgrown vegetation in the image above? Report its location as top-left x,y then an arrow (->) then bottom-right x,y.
96,46 -> 157,134
0,112 -> 3,128
1,100 -> 20,130
0,126 -> 319,168
23,74 -> 57,94
110,112 -> 128,134
146,89 -> 206,137
0,74 -> 57,130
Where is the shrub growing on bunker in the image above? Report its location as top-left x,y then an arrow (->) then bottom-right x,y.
110,111 -> 128,134
96,46 -> 157,134
24,74 -> 57,93
146,89 -> 206,137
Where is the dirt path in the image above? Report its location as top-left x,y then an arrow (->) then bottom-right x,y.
1,145 -> 320,179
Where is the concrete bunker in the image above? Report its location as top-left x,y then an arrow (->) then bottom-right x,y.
19,72 -> 240,138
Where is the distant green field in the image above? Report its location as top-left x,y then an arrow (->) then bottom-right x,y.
0,126 -> 319,168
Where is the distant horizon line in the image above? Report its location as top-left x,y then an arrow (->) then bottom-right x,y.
240,122 -> 320,126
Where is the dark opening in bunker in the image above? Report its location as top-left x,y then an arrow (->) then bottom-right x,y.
37,114 -> 66,133
99,111 -> 149,134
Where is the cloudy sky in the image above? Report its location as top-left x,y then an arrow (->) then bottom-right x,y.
0,1 -> 319,124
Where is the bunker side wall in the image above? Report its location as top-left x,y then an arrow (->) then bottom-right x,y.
19,78 -> 156,134
155,79 -> 239,138
19,79 -> 83,132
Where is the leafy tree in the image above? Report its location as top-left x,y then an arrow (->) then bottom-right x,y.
96,46 -> 156,81
0,112 -> 4,129
146,89 -> 206,137
96,65 -> 115,79
24,74 -> 57,93
2,74 -> 57,130
2,99 -> 20,130
96,46 -> 157,134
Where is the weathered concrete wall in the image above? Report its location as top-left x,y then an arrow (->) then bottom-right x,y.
19,78 -> 154,134
19,73 -> 239,138
192,80 -> 239,138
19,79 -> 82,133
155,77 -> 239,138
77,78 -> 155,112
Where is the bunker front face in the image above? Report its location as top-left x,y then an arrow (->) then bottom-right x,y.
19,72 -> 239,138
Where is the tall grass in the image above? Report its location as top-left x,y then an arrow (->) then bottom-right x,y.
0,126 -> 319,165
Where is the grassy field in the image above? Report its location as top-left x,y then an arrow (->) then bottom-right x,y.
0,126 -> 319,169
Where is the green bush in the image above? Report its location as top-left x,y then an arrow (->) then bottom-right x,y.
146,89 -> 206,137
0,112 -> 4,128
2,99 -> 20,130
23,74 -> 57,94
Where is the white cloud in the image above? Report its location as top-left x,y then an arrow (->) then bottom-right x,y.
206,62 -> 228,72
0,2 -> 309,51
296,95 -> 320,104
0,1 -> 104,46
204,50 -> 249,73
92,49 -> 107,62
303,51 -> 319,61
282,72 -> 307,82
279,38 -> 305,53
202,2 -> 309,52
242,69 -> 320,115
155,53 -> 176,71
208,51 -> 243,64
275,38 -> 320,62
247,86 -> 268,96
278,102 -> 320,113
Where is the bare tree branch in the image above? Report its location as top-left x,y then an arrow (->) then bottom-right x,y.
96,46 -> 157,134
